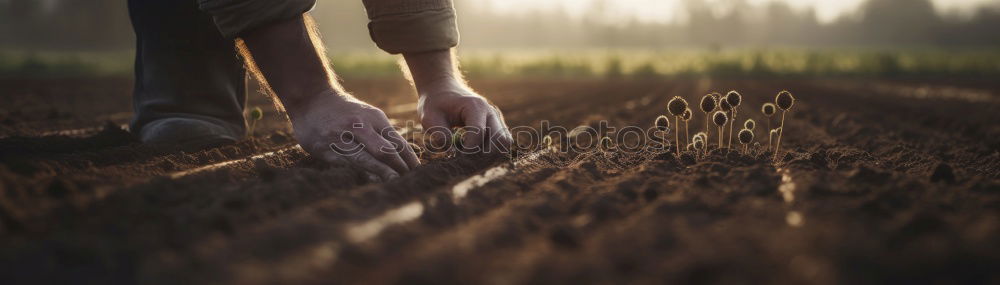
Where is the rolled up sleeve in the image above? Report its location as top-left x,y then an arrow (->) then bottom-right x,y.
198,0 -> 316,38
362,0 -> 460,54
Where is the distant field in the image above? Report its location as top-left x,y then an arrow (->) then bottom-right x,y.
2,48 -> 1000,78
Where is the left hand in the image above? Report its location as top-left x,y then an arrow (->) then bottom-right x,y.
417,82 -> 513,154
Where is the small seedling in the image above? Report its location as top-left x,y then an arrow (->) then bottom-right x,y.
409,142 -> 424,159
774,91 -> 796,161
682,108 -> 693,146
654,115 -> 671,150
718,100 -> 732,147
667,96 -> 689,156
694,132 -> 708,155
770,128 -> 780,142
655,115 -> 670,133
713,111 -> 728,151
452,127 -> 467,150
738,128 -> 754,154
542,136 -> 553,150
724,91 -> 742,151
699,94 -> 718,144
248,106 -> 264,137
694,132 -> 707,143
761,103 -> 777,148
600,136 -> 613,151
744,119 -> 756,131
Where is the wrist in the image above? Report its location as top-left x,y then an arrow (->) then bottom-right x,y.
282,89 -> 350,119
403,49 -> 467,96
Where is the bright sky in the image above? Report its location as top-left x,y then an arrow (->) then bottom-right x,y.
482,0 -> 999,24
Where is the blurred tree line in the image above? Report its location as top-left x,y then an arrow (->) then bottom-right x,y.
0,0 -> 998,51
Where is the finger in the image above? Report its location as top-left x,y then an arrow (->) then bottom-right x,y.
421,112 -> 453,152
461,109 -> 489,153
491,104 -> 514,140
316,144 -> 385,183
486,114 -> 512,154
328,140 -> 400,181
380,126 -> 421,169
356,129 -> 411,175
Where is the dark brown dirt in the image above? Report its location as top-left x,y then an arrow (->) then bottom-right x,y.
0,77 -> 998,284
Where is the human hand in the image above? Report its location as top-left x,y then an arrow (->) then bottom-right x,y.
285,91 -> 420,182
417,81 -> 513,154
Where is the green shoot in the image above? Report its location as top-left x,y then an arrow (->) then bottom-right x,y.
694,131 -> 709,156
761,103 -> 777,148
713,111 -> 728,151
744,119 -> 756,131
655,115 -> 671,149
452,127 -> 467,150
700,93 -> 719,149
600,136 -> 613,151
724,91 -> 742,151
667,96 -> 689,156
738,128 -> 754,154
409,142 -> 424,160
682,108 -> 693,146
774,91 -> 796,161
248,106 -> 264,137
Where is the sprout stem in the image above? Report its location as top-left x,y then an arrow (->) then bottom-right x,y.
766,117 -> 772,148
684,121 -> 690,147
675,117 -> 680,157
704,112 -> 711,153
774,110 -> 787,162
249,119 -> 258,137
718,126 -> 724,151
728,109 -> 738,152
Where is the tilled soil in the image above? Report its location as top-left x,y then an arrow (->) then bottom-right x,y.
0,77 -> 998,284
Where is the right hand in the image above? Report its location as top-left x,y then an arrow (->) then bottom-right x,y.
285,91 -> 420,182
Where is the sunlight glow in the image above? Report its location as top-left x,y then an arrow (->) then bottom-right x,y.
481,0 -> 997,24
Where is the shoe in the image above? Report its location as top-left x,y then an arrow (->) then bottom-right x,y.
138,117 -> 240,152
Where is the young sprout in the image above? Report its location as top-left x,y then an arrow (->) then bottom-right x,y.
761,103 -> 777,148
248,106 -> 264,137
655,115 -> 671,132
738,128 -> 754,154
667,96 -> 689,156
694,132 -> 707,143
718,100 -> 732,148
409,142 -> 424,159
654,115 -> 671,150
744,119 -> 756,131
452,127 -> 467,150
774,91 -> 796,161
693,139 -> 705,153
713,111 -> 728,151
694,131 -> 709,156
542,136 -> 553,150
769,127 -> 781,148
699,94 -> 718,145
600,136 -> 613,151
724,91 -> 742,151
682,108 -> 693,146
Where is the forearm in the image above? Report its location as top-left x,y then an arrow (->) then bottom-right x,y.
239,14 -> 345,114
402,49 -> 467,95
